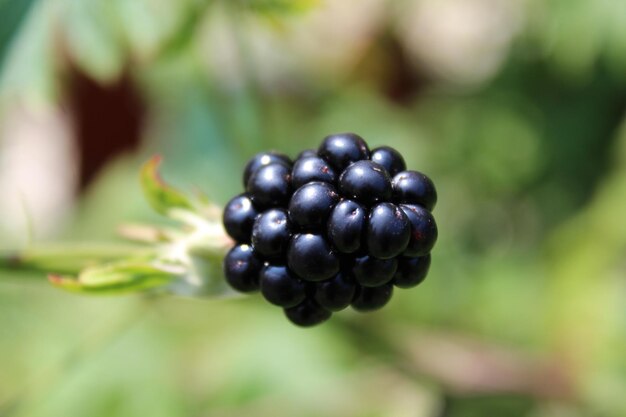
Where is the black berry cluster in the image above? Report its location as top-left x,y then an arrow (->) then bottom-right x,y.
222,133 -> 438,327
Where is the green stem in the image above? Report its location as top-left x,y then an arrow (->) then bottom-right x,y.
0,243 -> 156,276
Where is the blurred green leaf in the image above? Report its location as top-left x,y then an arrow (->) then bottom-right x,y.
61,0 -> 125,83
0,0 -> 58,101
113,0 -> 193,61
0,0 -> 35,69
531,0 -> 626,82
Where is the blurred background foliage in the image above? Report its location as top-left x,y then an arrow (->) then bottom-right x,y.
1,0 -> 626,416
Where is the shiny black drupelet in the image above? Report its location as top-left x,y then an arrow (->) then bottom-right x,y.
222,133 -> 438,327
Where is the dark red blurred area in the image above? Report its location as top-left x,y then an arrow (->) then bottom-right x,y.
66,65 -> 145,191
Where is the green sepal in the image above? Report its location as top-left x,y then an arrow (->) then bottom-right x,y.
48,261 -> 181,295
140,155 -> 194,216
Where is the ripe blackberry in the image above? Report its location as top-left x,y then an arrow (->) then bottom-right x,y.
223,194 -> 258,243
291,156 -> 337,189
318,133 -> 370,170
370,146 -> 406,176
393,255 -> 431,289
246,163 -> 291,209
392,170 -> 437,211
352,283 -> 394,312
222,134 -> 438,327
243,151 -> 291,186
313,272 -> 356,311
327,199 -> 366,253
399,204 -> 438,256
297,149 -> 318,160
288,182 -> 339,230
366,202 -> 410,259
287,233 -> 340,281
223,244 -> 262,293
260,264 -> 307,307
251,208 -> 290,259
284,299 -> 332,327
338,160 -> 392,206
353,255 -> 397,287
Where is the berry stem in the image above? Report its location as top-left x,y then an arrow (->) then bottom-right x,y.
0,244 -> 155,276
0,157 -> 234,298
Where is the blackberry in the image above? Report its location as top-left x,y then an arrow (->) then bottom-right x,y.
243,151 -> 291,186
392,170 -> 437,211
246,163 -> 291,209
288,182 -> 339,230
291,156 -> 337,189
260,264 -> 307,307
338,160 -> 392,206
352,283 -> 394,312
353,255 -> 397,287
327,199 -> 366,253
223,194 -> 258,243
370,146 -> 406,176
399,204 -> 438,256
393,254 -> 431,289
366,202 -> 410,259
287,233 -> 340,282
223,244 -> 262,293
313,272 -> 356,311
222,133 -> 438,327
284,299 -> 332,327
251,208 -> 290,259
318,133 -> 370,170
297,149 -> 318,160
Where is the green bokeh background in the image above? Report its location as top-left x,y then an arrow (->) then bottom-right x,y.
1,1 -> 626,416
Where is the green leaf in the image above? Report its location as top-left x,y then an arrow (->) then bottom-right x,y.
140,155 -> 194,216
0,0 -> 59,101
61,0 -> 125,83
48,260 -> 180,294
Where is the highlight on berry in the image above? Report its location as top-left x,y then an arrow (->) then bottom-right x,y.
222,132 -> 438,327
